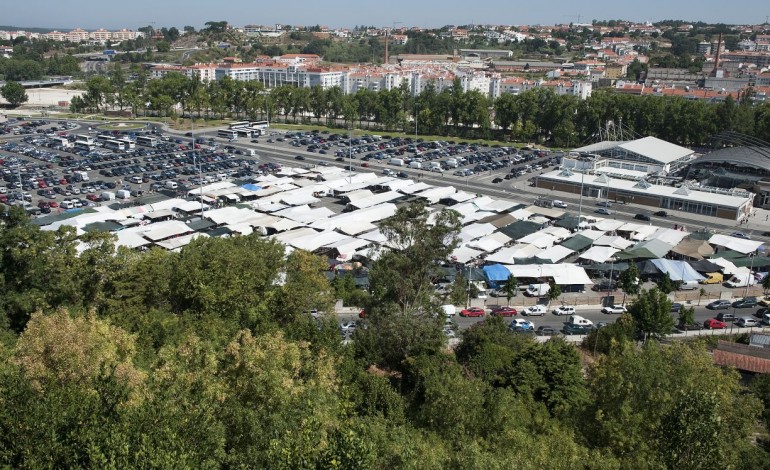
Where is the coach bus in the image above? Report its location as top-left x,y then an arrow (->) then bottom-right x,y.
103,139 -> 126,151
136,135 -> 158,147
218,129 -> 239,140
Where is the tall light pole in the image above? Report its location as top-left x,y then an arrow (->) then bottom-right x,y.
191,116 -> 204,216
348,129 -> 353,183
745,252 -> 756,299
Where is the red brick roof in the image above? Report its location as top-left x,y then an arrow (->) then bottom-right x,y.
713,341 -> 770,373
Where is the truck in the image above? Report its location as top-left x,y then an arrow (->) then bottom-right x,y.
408,161 -> 422,170
116,189 -> 131,199
525,283 -> 551,297
725,273 -> 757,288
389,158 -> 404,166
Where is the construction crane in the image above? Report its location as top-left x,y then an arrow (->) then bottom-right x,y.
384,21 -> 402,65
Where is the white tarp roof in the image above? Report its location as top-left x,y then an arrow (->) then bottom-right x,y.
618,136 -> 693,165
155,232 -> 209,251
398,182 -> 432,194
629,224 -> 660,241
711,257 -> 740,275
594,235 -> 635,250
358,229 -> 388,244
476,198 -> 519,213
417,186 -> 457,204
467,232 -> 511,253
115,230 -> 152,249
320,237 -> 371,258
452,246 -> 485,264
142,220 -> 193,242
462,211 -> 496,224
347,191 -> 403,209
485,244 -> 541,263
576,229 -> 606,241
451,201 -> 484,217
280,193 -> 320,206
510,208 -> 534,220
205,207 -> 258,226
337,221 -> 378,236
503,264 -> 593,285
445,190 -> 477,203
272,227 -> 320,245
459,223 -> 498,243
525,205 -> 565,219
380,178 -> 415,191
344,189 -> 374,203
517,231 -> 557,248
593,219 -> 626,231
541,226 -> 571,242
579,246 -> 620,263
173,200 -> 209,213
310,203 -> 397,231
536,245 -> 574,263
650,227 -> 689,246
274,205 -> 336,224
289,230 -> 349,251
708,234 -> 764,254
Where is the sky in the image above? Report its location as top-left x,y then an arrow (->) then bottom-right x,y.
3,0 -> 767,31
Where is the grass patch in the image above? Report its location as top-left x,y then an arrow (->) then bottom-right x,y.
99,122 -> 146,130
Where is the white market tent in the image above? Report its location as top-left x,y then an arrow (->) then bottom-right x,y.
711,257 -> 740,275
593,219 -> 626,231
517,231 -> 557,248
141,220 -> 194,242
452,246 -> 485,264
708,234 -> 764,254
467,232 -> 511,253
536,245 -> 575,263
155,232 -> 209,251
485,244 -> 541,263
458,223 -> 498,243
398,182 -> 432,195
310,203 -> 398,231
579,246 -> 620,263
650,227 -> 689,246
541,226 -> 571,242
417,186 -> 457,204
503,264 -> 593,285
575,229 -> 606,241
274,205 -> 336,224
594,235 -> 635,250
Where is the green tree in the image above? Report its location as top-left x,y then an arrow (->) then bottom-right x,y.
618,262 -> 641,305
657,272 -> 675,294
547,281 -> 562,305
503,273 -> 517,306
763,274 -> 770,295
0,80 -> 28,107
628,288 -> 675,341
678,305 -> 696,329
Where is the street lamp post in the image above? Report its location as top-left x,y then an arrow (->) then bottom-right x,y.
745,252 -> 756,299
348,129 -> 353,183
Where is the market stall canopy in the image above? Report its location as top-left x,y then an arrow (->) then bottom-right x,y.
561,234 -> 594,252
482,264 -> 512,282
672,239 -> 716,260
709,234 -> 764,254
687,259 -> 723,273
650,259 -> 705,282
579,246 -> 620,263
535,245 -> 575,263
616,238 -> 673,260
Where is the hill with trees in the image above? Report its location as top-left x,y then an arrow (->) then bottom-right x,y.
0,202 -> 769,468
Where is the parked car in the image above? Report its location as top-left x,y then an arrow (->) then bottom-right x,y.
634,213 -> 651,221
675,322 -> 703,332
490,306 -> 517,317
732,297 -> 758,309
653,210 -> 668,217
535,325 -> 558,336
552,305 -> 576,316
460,307 -> 486,318
730,232 -> 751,240
736,317 -> 759,328
601,304 -> 627,314
704,318 -> 727,329
522,305 -> 547,316
593,280 -> 617,292
670,302 -> 683,313
595,208 -> 612,215
509,318 -> 535,331
340,321 -> 357,331
716,312 -> 736,322
706,299 -> 732,310
562,324 -> 592,335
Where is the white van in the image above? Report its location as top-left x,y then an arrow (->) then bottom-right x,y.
679,280 -> 699,290
164,181 -> 178,190
409,161 -> 422,170
389,158 -> 405,166
246,149 -> 258,157
568,315 -> 594,327
725,274 -> 757,288
525,283 -> 551,297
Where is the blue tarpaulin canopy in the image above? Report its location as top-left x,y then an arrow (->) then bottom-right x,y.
483,264 -> 512,282
242,184 -> 262,191
650,259 -> 706,282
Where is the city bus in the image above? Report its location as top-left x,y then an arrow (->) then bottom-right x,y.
218,129 -> 239,140
136,135 -> 158,147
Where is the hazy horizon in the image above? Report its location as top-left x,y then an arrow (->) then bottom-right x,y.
3,0 -> 767,31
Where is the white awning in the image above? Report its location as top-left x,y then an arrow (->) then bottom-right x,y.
594,235 -> 635,250
517,231 -> 557,248
579,246 -> 620,263
708,234 -> 764,254
536,245 -> 574,263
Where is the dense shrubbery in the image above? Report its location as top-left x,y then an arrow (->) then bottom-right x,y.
0,203 -> 769,468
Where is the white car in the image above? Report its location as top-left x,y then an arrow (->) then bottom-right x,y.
736,317 -> 759,328
510,318 -> 535,330
340,321 -> 357,331
552,305 -> 576,316
522,305 -> 547,316
601,304 -> 627,314
552,200 -> 568,208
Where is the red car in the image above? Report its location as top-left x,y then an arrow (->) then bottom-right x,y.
490,306 -> 517,317
704,318 -> 727,329
460,307 -> 485,318
358,309 -> 367,319
48,201 -> 59,208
